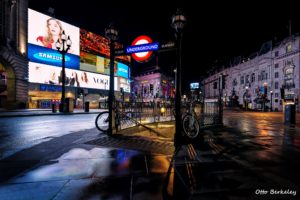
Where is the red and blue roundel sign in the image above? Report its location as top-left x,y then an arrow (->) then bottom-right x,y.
130,35 -> 155,62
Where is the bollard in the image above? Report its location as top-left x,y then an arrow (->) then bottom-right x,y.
52,103 -> 57,113
85,102 -> 90,112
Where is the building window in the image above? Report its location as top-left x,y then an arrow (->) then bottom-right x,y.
232,78 -> 237,86
275,72 -> 279,78
251,73 -> 255,82
246,75 -> 250,84
213,81 -> 218,89
275,82 -> 279,89
275,63 -> 279,68
275,93 -> 279,98
275,51 -> 279,57
283,65 -> 295,89
240,76 -> 244,84
286,43 -> 292,53
260,71 -> 267,80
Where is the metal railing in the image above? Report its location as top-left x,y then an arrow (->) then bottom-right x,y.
111,100 -> 222,132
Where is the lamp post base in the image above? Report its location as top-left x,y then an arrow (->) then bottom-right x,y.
59,103 -> 63,113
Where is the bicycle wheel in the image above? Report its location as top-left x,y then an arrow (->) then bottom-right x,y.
182,113 -> 200,139
95,111 -> 109,132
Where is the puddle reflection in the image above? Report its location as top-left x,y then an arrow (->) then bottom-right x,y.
10,147 -> 141,183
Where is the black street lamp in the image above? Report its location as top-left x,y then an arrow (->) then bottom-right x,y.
56,31 -> 72,112
270,90 -> 273,111
172,9 -> 186,148
105,23 -> 118,135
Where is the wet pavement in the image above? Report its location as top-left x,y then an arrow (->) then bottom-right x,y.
0,114 -> 98,159
0,110 -> 299,199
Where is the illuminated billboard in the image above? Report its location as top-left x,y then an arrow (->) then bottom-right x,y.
117,77 -> 131,93
117,62 -> 129,79
80,52 -> 117,75
28,9 -> 130,93
80,29 -> 130,63
80,52 -> 129,78
29,62 -> 119,90
190,82 -> 199,89
28,44 -> 80,69
28,9 -> 80,56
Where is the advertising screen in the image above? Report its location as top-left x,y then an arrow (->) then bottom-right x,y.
80,29 -> 130,63
190,82 -> 199,89
80,52 -> 104,73
28,9 -> 80,56
80,52 -> 118,75
117,63 -> 129,79
29,62 -> 119,90
118,77 -> 131,93
28,43 -> 80,69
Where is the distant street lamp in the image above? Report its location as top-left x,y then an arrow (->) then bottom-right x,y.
270,90 -> 273,111
173,68 -> 177,91
56,31 -> 72,112
105,23 -> 118,135
172,8 -> 186,148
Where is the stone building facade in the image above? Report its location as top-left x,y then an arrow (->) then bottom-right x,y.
203,35 -> 300,112
0,0 -> 28,109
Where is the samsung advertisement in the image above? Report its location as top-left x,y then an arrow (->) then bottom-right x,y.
28,44 -> 80,69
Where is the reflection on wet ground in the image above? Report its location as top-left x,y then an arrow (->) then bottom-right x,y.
1,111 -> 300,199
1,146 -> 171,200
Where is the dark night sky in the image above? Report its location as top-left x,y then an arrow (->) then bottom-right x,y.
28,0 -> 300,92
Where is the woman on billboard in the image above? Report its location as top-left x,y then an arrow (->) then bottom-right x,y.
36,18 -> 63,49
36,17 -> 74,54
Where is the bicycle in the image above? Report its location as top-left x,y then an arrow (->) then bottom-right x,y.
95,110 -> 109,132
95,102 -> 135,132
181,100 -> 200,139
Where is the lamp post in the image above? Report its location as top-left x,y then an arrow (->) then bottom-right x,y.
56,31 -> 72,112
105,23 -> 118,135
245,86 -> 249,110
172,9 -> 186,148
270,90 -> 273,111
263,82 -> 268,111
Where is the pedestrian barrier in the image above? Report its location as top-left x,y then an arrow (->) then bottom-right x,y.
95,100 -> 223,137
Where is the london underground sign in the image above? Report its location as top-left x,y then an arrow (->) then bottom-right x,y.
127,35 -> 159,62
126,42 -> 159,54
114,35 -> 176,62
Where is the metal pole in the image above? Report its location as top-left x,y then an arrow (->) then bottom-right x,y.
61,51 -> 66,112
271,93 -> 273,111
108,41 -> 115,135
174,31 -> 182,148
218,75 -> 223,125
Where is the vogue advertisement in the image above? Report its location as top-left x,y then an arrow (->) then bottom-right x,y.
28,9 -> 80,56
29,62 -> 119,91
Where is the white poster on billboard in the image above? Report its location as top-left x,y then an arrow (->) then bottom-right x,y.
29,62 -> 117,90
28,9 -> 80,56
118,77 -> 131,93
